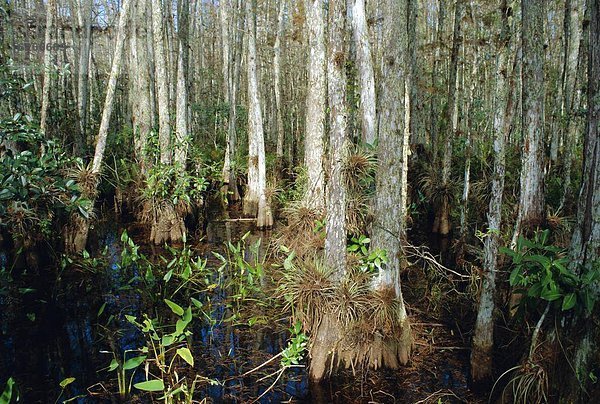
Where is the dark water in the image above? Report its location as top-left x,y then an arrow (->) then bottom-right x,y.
0,213 -> 479,403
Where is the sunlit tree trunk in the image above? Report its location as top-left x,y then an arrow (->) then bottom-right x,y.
352,0 -> 377,146
40,0 -> 56,134
303,0 -> 326,211
512,0 -> 546,246
243,0 -> 273,229
130,0 -> 152,173
152,0 -> 172,165
308,0 -> 348,381
370,0 -> 412,368
66,0 -> 133,252
471,1 -> 515,383
75,0 -> 92,155
274,0 -> 287,172
221,0 -> 232,185
174,0 -> 189,166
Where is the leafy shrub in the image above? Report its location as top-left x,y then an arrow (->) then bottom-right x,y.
0,114 -> 90,240
503,230 -> 599,316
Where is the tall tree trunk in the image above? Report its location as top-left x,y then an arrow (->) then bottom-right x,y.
559,0 -> 586,210
303,0 -> 326,211
152,0 -> 172,165
40,0 -> 56,134
66,0 -> 133,252
309,0 -> 348,381
435,0 -> 462,236
243,0 -> 273,229
370,0 -> 412,369
175,0 -> 189,166
130,0 -> 152,173
512,0 -> 546,246
274,0 -> 287,173
352,0 -> 377,146
471,1 -> 515,383
559,1 -> 599,398
75,0 -> 92,156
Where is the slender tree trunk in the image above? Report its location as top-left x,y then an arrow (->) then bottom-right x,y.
243,0 -> 273,229
471,1 -> 515,383
303,0 -> 326,211
175,0 -> 189,166
40,0 -> 56,134
352,0 -> 377,146
130,0 -> 152,173
152,0 -> 172,165
435,0 -> 462,236
66,0 -> 133,252
75,0 -> 92,156
560,0 -> 586,209
512,0 -> 546,246
274,0 -> 287,173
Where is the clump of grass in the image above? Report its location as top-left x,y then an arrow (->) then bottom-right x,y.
68,162 -> 99,199
277,255 -> 335,335
492,360 -> 548,404
276,201 -> 325,253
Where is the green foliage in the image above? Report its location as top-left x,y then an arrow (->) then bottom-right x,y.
502,230 -> 600,316
347,235 -> 387,274
0,378 -> 16,404
280,321 -> 308,367
143,162 -> 207,208
0,115 -> 91,239
106,350 -> 146,399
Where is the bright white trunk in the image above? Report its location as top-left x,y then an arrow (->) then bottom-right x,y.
40,0 -> 56,134
152,0 -> 172,165
91,0 -> 133,173
352,0 -> 377,145
303,0 -> 326,211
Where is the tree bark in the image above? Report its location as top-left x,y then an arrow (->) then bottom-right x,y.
352,0 -> 377,146
243,0 -> 273,229
152,0 -> 172,165
559,1 -> 599,398
303,0 -> 327,211
471,1 -> 515,383
66,0 -> 133,253
512,0 -> 546,246
274,0 -> 287,172
371,0 -> 412,368
40,0 -> 56,134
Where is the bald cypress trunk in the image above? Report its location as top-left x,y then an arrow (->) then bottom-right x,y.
308,0 -> 349,381
352,0 -> 377,146
243,0 -> 273,229
559,0 -> 600,398
303,0 -> 326,211
471,1 -> 515,383
274,0 -> 287,171
512,0 -> 546,246
40,0 -> 56,134
66,0 -> 133,252
370,0 -> 412,368
152,0 -> 172,166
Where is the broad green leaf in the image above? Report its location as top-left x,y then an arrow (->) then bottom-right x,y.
164,299 -> 184,316
162,335 -> 175,347
163,269 -> 174,283
562,293 -> 577,311
123,356 -> 146,370
191,297 -> 203,309
108,358 -> 119,372
177,347 -> 194,366
59,377 -> 76,389
134,379 -> 165,392
1,377 -> 15,404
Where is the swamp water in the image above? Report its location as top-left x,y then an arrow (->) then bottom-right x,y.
0,211 -> 479,403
